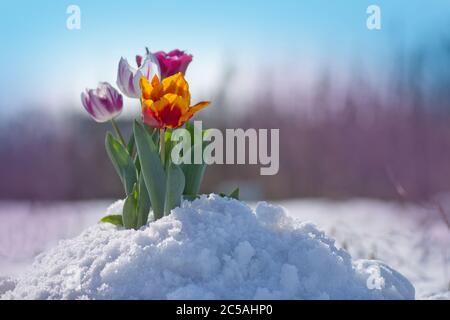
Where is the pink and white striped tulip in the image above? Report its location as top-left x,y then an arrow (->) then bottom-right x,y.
81,82 -> 123,123
116,48 -> 161,98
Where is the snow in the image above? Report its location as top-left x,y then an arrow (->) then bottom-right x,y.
1,195 -> 415,300
0,201 -> 106,277
280,199 -> 450,298
423,291 -> 450,300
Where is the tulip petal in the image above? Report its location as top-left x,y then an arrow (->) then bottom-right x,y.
162,73 -> 190,100
152,94 -> 177,112
117,57 -> 140,98
142,103 -> 163,128
117,50 -> 161,99
151,74 -> 160,87
150,75 -> 165,101
136,55 -> 143,67
139,50 -> 161,84
178,101 -> 210,125
175,95 -> 190,114
159,104 -> 182,128
140,77 -> 153,100
189,101 -> 210,113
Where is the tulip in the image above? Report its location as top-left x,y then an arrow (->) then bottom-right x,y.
140,73 -> 210,129
81,82 -> 126,145
81,82 -> 123,123
117,48 -> 161,98
153,50 -> 193,79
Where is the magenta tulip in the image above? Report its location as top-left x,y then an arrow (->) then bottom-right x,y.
153,49 -> 193,79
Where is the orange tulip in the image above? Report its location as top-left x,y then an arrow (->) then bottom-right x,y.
140,73 -> 210,129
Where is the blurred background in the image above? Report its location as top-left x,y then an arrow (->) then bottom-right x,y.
2,0 -> 450,202
0,1 -> 449,296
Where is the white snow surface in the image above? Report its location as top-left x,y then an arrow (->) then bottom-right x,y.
1,195 -> 414,300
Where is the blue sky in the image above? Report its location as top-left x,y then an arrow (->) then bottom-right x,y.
0,0 -> 449,116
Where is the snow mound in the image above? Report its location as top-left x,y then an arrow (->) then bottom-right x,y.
422,291 -> 450,300
0,277 -> 16,296
1,195 -> 415,300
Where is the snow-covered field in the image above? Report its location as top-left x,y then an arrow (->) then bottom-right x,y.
0,197 -> 448,299
281,199 -> 450,299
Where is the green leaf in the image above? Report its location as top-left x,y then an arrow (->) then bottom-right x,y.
180,122 -> 208,195
100,214 -> 123,226
229,187 -> 240,200
164,129 -> 173,169
145,124 -> 156,138
218,188 -> 240,200
134,154 -> 141,173
123,183 -> 138,229
181,163 -> 206,196
136,173 -> 151,227
133,121 -> 166,220
105,132 -> 137,195
164,161 -> 185,215
142,125 -> 159,147
127,132 -> 135,156
184,121 -> 195,141
183,194 -> 200,201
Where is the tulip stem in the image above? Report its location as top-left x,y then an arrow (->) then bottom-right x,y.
160,128 -> 165,165
111,119 -> 126,146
